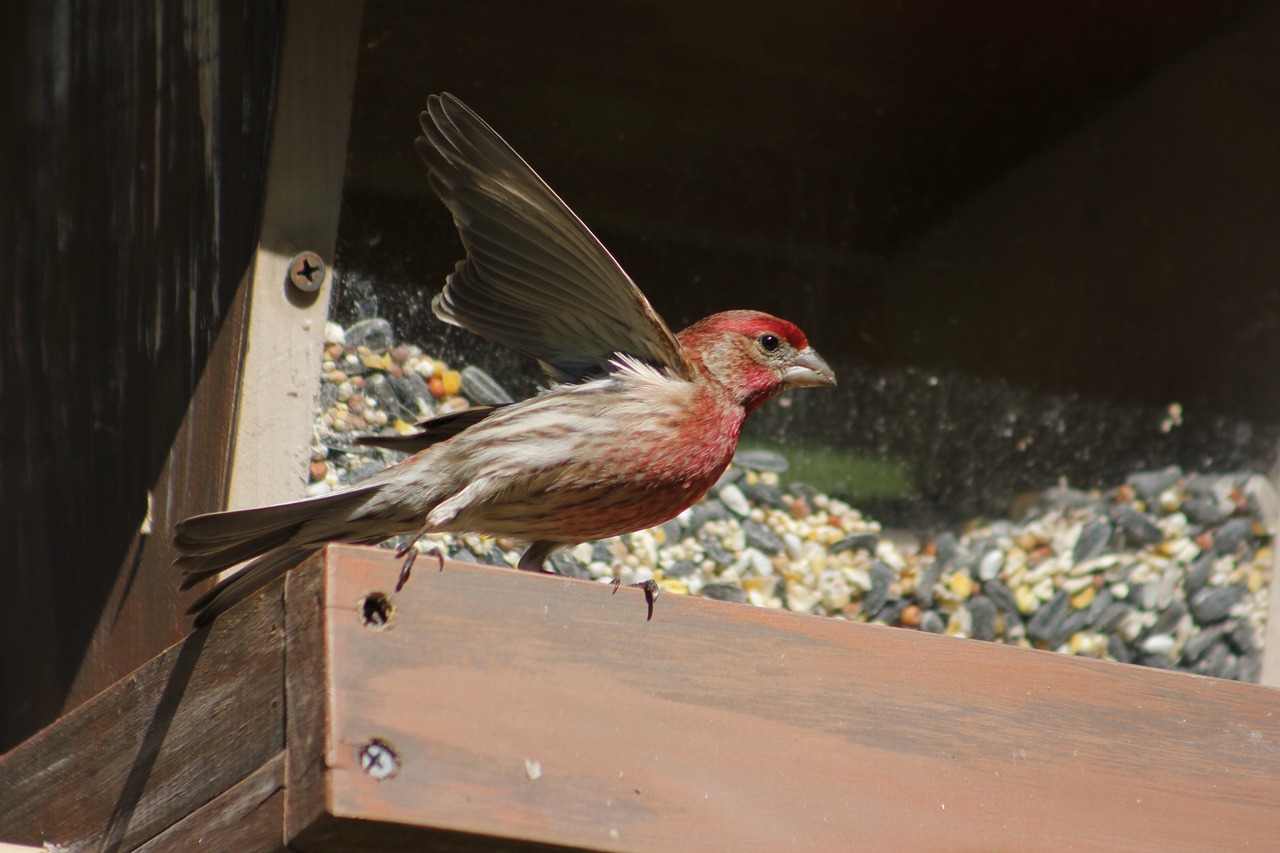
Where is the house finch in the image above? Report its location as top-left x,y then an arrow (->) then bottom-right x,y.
175,93 -> 835,625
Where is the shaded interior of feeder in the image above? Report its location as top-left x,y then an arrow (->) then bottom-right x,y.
329,0 -> 1280,525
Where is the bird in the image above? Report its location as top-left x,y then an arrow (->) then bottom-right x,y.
174,93 -> 835,626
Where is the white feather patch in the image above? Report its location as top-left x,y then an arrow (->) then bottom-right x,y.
609,352 -> 677,385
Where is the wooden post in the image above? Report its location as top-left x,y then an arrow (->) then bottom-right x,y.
227,0 -> 363,512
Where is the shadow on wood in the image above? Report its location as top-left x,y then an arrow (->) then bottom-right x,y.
0,583 -> 285,852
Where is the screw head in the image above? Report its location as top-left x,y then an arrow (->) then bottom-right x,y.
358,739 -> 399,780
288,251 -> 326,292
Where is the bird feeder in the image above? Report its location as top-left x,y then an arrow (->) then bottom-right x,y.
5,1 -> 1280,850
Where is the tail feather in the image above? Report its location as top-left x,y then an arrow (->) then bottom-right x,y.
187,546 -> 315,626
174,484 -> 382,552
176,524 -> 305,589
175,483 -> 388,625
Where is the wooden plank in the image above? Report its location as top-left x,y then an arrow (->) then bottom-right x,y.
134,753 -> 286,853
62,264 -> 253,732
285,551 -> 575,853
226,0 -> 363,512
59,0 -> 363,731
284,554 -> 334,847
301,544 -> 1280,852
1,0 -> 283,751
0,580 -> 286,853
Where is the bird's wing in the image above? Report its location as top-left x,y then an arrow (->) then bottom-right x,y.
417,93 -> 693,384
353,405 -> 507,454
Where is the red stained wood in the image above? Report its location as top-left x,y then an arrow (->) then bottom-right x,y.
288,544 -> 1280,851
6,543 -> 1276,852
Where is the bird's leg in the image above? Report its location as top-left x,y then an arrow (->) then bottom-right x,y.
611,578 -> 660,621
394,538 -> 445,591
517,540 -> 559,573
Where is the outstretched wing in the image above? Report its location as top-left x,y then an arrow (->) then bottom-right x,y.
417,93 -> 692,385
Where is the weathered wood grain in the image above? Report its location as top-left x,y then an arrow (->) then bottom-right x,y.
285,554 -> 334,847
0,580 -> 286,853
133,753 -> 286,853
1,0 -> 283,751
63,266 -> 253,736
302,544 -> 1280,852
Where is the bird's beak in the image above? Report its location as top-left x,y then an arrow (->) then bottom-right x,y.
781,347 -> 837,388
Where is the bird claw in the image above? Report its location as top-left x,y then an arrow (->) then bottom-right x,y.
610,577 -> 660,621
395,546 -> 416,591
394,542 -> 444,592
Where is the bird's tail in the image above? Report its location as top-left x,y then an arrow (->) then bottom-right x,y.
174,483 -> 383,626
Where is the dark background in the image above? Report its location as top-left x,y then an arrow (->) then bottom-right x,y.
332,0 -> 1280,524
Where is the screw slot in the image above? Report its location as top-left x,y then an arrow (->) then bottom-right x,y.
359,739 -> 399,780
287,251 -> 325,292
361,592 -> 393,629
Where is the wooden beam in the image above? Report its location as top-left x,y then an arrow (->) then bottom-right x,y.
61,266 -> 252,732
288,544 -> 1280,852
227,0 -> 363,512
2,0 -> 282,753
58,0 -> 364,738
133,754 -> 287,853
7,543 -> 1275,851
284,554 -> 334,847
0,581 -> 286,852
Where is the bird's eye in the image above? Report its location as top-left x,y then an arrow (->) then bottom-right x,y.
759,333 -> 781,352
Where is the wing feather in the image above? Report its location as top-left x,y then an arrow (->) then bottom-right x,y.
418,93 -> 692,384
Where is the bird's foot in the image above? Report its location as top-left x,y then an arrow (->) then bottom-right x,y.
610,578 -> 660,621
394,541 -> 444,591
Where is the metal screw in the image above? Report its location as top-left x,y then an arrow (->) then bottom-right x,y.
359,739 -> 399,780
288,251 -> 326,292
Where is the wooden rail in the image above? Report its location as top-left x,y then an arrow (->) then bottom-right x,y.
4,544 -> 1278,851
